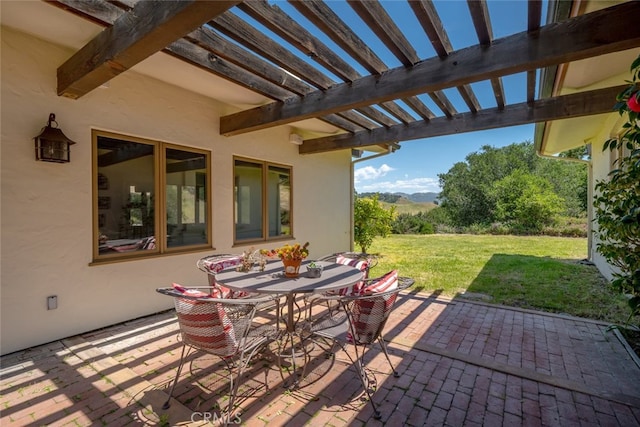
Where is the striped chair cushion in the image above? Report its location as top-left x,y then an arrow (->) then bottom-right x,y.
171,283 -> 238,357
361,269 -> 398,294
349,270 -> 399,344
200,256 -> 249,298
201,256 -> 243,274
336,255 -> 369,296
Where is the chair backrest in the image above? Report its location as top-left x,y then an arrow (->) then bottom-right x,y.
345,275 -> 414,345
319,252 -> 378,274
196,255 -> 251,298
197,254 -> 243,283
318,252 -> 378,296
157,286 -> 258,358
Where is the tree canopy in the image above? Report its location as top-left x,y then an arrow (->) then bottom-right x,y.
438,141 -> 587,229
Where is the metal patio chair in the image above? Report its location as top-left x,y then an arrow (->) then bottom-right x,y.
308,272 -> 414,419
156,286 -> 279,423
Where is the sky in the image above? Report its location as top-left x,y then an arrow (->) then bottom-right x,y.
263,1 -> 547,194
349,0 -> 545,195
354,124 -> 536,194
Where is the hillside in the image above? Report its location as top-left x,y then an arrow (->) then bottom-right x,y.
358,191 -> 440,203
358,191 -> 440,215
381,198 -> 438,215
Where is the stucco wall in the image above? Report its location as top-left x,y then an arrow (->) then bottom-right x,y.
1,27 -> 353,355
588,114 -> 625,282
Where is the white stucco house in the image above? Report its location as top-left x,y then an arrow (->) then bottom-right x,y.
1,0 -> 639,356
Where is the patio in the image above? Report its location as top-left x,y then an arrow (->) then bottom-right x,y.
2,290 -> 640,426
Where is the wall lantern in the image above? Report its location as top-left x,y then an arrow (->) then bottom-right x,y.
33,113 -> 76,163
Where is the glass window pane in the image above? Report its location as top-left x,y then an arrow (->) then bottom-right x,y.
166,148 -> 208,248
235,160 -> 263,240
97,136 -> 155,255
268,165 -> 291,238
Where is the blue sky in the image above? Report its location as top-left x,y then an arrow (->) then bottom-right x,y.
354,124 -> 536,194
262,1 -> 546,194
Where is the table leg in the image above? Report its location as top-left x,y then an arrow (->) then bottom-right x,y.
275,294 -> 313,389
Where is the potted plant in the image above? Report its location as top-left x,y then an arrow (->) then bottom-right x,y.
306,261 -> 323,278
261,242 -> 309,278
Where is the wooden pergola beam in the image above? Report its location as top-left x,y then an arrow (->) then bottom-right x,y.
299,85 -> 627,154
220,1 -> 640,136
57,0 -> 240,99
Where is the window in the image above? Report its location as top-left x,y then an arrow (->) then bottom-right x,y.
234,158 -> 291,243
93,131 -> 210,260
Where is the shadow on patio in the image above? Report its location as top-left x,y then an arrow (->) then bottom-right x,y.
2,289 -> 640,426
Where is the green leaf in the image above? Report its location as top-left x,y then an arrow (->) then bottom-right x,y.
631,56 -> 640,73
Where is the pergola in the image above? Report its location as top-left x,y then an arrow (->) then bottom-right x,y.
40,0 -> 640,154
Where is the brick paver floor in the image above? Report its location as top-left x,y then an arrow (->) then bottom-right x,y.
2,291 -> 640,426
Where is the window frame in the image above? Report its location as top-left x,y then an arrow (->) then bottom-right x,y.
92,130 -> 212,263
233,156 -> 293,245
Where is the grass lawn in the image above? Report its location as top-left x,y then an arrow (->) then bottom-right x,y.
367,234 -> 631,326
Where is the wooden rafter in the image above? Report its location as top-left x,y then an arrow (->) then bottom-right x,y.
239,1 -> 360,83
468,0 -> 505,109
57,0 -> 241,99
289,0 -> 387,75
47,0 -> 639,157
347,0 -> 457,118
289,0 -> 423,124
527,0 -> 543,104
410,0 -> 481,114
51,0 -> 359,133
220,1 -> 640,136
239,1 -> 415,128
299,85 -> 627,154
211,10 -> 377,130
348,0 -> 419,67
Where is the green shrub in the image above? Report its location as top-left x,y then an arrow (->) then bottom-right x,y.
492,170 -> 564,232
354,195 -> 395,253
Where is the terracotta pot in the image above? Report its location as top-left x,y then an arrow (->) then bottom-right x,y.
282,258 -> 302,278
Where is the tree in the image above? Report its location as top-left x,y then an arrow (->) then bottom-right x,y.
536,156 -> 588,216
492,170 -> 564,232
438,141 -> 587,228
594,54 -> 640,325
354,195 -> 395,253
438,142 -> 539,226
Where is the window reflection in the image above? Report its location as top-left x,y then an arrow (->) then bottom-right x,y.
166,148 -> 208,248
94,133 -> 210,259
234,158 -> 292,242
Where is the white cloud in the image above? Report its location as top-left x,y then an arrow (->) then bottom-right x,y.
357,177 -> 441,194
354,164 -> 394,182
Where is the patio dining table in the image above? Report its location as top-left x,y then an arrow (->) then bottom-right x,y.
214,259 -> 364,333
215,259 -> 364,387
